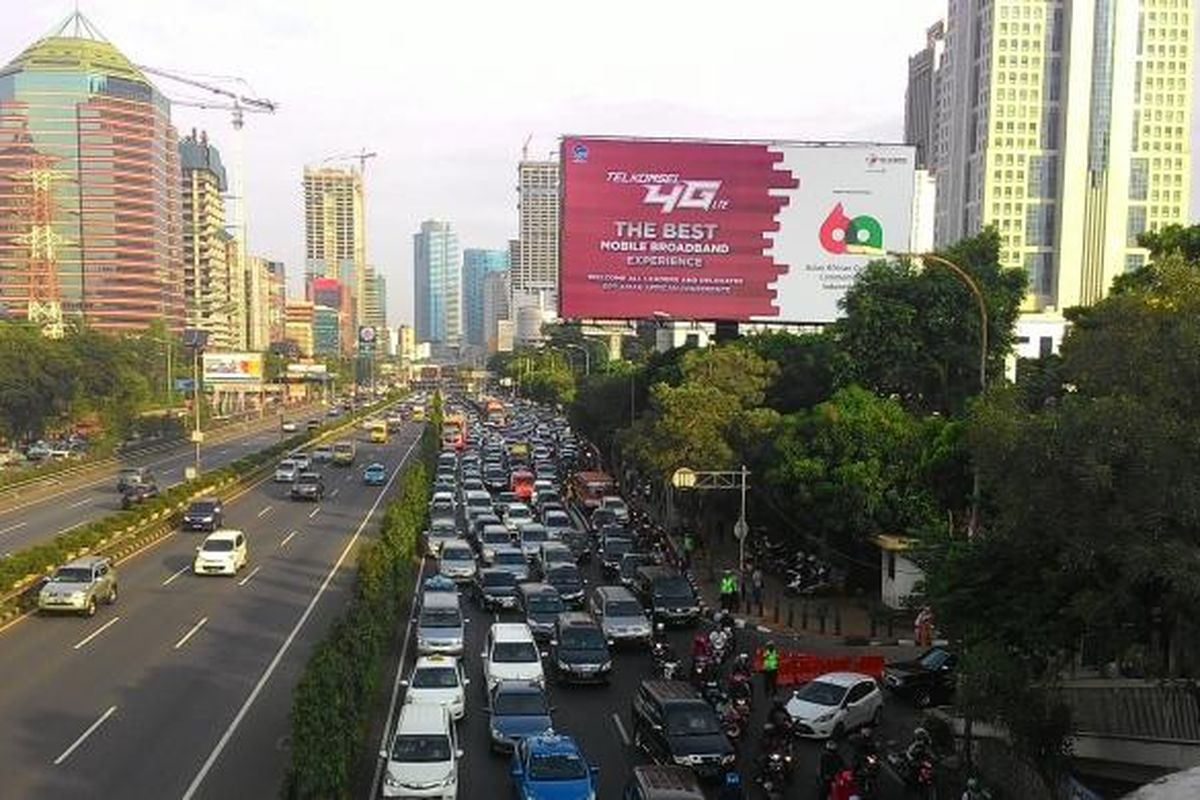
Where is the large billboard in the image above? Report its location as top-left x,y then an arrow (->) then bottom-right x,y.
202,352 -> 263,384
559,137 -> 916,323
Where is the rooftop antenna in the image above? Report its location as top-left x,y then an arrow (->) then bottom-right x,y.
522,134 -> 531,161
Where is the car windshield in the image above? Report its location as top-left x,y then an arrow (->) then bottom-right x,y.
483,531 -> 510,544
528,595 -> 564,614
431,520 -> 456,533
493,691 -> 547,715
666,706 -> 721,736
528,753 -> 587,781
654,578 -> 694,602
441,548 -> 472,562
521,529 -> 548,543
919,649 -> 951,669
795,680 -> 848,707
559,627 -> 606,650
52,567 -> 93,583
482,572 -> 516,588
389,734 -> 451,763
297,475 -> 320,485
202,539 -> 235,552
495,552 -> 525,566
547,568 -> 580,588
468,495 -> 490,507
278,461 -> 295,470
607,600 -> 644,617
492,641 -> 538,663
420,609 -> 461,628
604,539 -> 632,557
412,666 -> 459,688
544,512 -> 569,527
189,502 -> 216,513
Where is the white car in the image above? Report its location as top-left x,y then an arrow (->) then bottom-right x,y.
481,623 -> 544,691
425,519 -> 460,557
291,452 -> 312,471
403,655 -> 468,720
281,420 -> 298,433
380,702 -> 460,799
501,503 -> 533,533
785,671 -> 883,739
193,529 -> 248,576
438,541 -> 478,582
274,459 -> 298,483
599,495 -> 629,524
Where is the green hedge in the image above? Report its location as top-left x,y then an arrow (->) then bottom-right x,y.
283,433 -> 432,800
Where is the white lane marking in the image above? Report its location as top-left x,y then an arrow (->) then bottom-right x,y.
257,505 -> 273,518
329,488 -> 339,499
0,521 -> 28,536
52,705 -> 117,765
612,712 -> 631,747
161,564 -> 191,587
72,616 -> 121,650
237,565 -> 261,586
183,434 -> 419,800
370,556 -> 426,797
173,617 -> 208,650
308,506 -> 320,519
344,474 -> 352,482
279,530 -> 298,548
68,497 -> 93,509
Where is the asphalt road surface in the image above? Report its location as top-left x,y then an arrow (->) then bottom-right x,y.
0,422 -> 423,800
0,408 -> 329,555
379,511 -> 924,799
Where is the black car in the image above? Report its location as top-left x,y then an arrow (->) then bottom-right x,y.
599,534 -> 634,578
290,471 -> 325,501
589,507 -> 618,531
882,646 -> 959,708
543,563 -> 585,608
631,680 -> 735,780
518,583 -> 565,641
619,552 -> 656,588
305,419 -> 321,431
182,497 -> 223,532
472,568 -> 519,610
120,482 -> 159,509
548,612 -> 612,684
633,566 -> 701,626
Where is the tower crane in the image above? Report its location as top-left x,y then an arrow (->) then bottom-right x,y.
322,149 -> 378,174
136,65 -> 278,129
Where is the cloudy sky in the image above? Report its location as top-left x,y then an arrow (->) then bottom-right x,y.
4,1 -> 1197,325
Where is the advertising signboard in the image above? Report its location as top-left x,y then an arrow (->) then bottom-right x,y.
202,352 -> 263,383
286,363 -> 329,376
559,137 -> 916,323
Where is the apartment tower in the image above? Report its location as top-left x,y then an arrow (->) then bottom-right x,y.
413,220 -> 461,345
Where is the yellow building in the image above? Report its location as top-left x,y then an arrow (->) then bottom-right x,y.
284,299 -> 314,358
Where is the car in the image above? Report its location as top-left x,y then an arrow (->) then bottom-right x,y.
290,471 -> 325,501
479,525 -> 514,564
517,583 -> 565,641
509,734 -> 599,799
403,655 -> 468,720
548,612 -> 612,684
362,462 -> 388,486
472,568 -> 519,611
37,556 -> 117,617
274,459 -> 299,483
882,647 -> 959,708
120,482 -> 159,509
543,563 -> 585,608
481,622 -> 544,691
425,519 -> 461,557
784,671 -> 884,739
438,541 -> 478,583
379,702 -> 460,799
117,466 -> 155,492
305,418 -> 320,432
600,495 -> 630,524
633,566 -> 701,625
417,591 -> 466,656
193,529 -> 248,576
502,503 -> 534,532
311,443 -> 334,462
182,497 -> 224,532
516,523 -> 550,561
461,489 -> 493,522
619,552 -> 657,589
599,534 -> 634,578
590,584 -> 652,646
534,541 -> 574,577
281,420 -> 298,433
423,574 -> 457,594
631,680 -> 735,780
290,452 -> 312,471
491,546 -> 530,583
332,441 -> 356,466
621,765 -> 706,800
487,681 -> 553,753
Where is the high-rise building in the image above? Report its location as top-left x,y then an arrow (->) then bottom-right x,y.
264,260 -> 286,345
245,255 -> 282,352
463,248 -> 510,346
179,129 -> 236,347
312,304 -> 340,356
929,0 -> 1193,312
413,220 -> 461,344
514,159 -> 559,312
303,165 -> 365,335
905,21 -> 946,171
0,12 -> 184,334
363,264 -> 386,329
222,233 -> 248,351
482,268 -> 511,354
284,299 -> 314,357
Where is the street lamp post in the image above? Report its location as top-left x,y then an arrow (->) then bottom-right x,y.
671,465 -> 751,573
182,328 -> 209,479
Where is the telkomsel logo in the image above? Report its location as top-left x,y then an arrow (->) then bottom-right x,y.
819,203 -> 884,255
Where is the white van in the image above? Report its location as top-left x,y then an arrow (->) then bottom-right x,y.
380,702 -> 460,798
481,622 -> 544,691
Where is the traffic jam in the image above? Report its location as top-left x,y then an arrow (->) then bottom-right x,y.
378,397 -> 948,799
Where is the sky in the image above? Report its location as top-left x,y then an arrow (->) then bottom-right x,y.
3,1 -> 1198,326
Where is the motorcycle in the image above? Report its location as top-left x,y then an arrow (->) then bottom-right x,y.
651,639 -> 680,680
689,655 -> 718,689
756,748 -> 793,799
718,694 -> 751,740
854,752 -> 881,799
708,627 -> 732,663
885,748 -> 937,799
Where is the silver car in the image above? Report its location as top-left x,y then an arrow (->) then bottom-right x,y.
38,556 -> 118,617
589,585 -> 652,646
438,541 -> 478,582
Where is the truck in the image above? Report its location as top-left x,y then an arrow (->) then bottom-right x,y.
333,441 -> 357,465
568,471 -> 616,513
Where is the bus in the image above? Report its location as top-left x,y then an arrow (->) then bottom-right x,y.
484,397 -> 506,427
369,421 -> 388,443
511,468 -> 535,501
411,405 -> 426,422
441,413 -> 466,451
568,471 -> 616,513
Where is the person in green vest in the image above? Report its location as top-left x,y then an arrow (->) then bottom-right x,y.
682,531 -> 695,569
719,568 -> 738,613
761,639 -> 780,700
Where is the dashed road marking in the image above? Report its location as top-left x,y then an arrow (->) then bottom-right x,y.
162,564 -> 191,587
237,565 -> 261,586
257,505 -> 273,518
612,713 -> 630,746
173,617 -> 208,650
52,705 -> 116,765
308,506 -> 320,519
280,530 -> 298,548
72,616 -> 121,650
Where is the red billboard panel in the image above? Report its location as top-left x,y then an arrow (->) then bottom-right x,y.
559,137 -> 915,323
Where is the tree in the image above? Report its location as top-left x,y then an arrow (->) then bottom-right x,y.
744,330 -> 841,413
832,229 -> 1027,415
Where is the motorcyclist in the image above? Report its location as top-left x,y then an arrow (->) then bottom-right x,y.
817,739 -> 844,799
848,724 -> 879,770
691,631 -> 712,661
762,698 -> 793,753
905,727 -> 934,765
962,777 -> 991,800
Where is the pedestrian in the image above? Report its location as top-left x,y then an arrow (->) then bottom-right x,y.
751,565 -> 764,611
719,569 -> 738,613
915,605 -> 934,647
761,639 -> 780,700
682,531 -> 695,569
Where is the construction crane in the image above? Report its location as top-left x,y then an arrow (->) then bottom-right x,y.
322,149 -> 378,174
136,65 -> 278,129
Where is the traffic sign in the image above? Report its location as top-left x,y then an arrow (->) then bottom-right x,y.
671,467 -> 697,489
733,519 -> 748,541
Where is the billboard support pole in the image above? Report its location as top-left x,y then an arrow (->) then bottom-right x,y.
193,346 -> 202,476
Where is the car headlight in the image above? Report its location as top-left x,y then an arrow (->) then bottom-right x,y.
721,753 -> 736,765
600,660 -> 612,671
384,773 -> 401,788
672,754 -> 697,766
441,776 -> 456,787
558,659 -> 571,670
70,591 -> 86,601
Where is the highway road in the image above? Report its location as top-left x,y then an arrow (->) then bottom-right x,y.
379,517 -> 924,799
0,423 -> 423,800
0,407 -> 330,556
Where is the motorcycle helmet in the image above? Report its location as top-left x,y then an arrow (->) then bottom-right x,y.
967,778 -> 979,789
735,652 -> 750,669
913,727 -> 931,744
825,739 -> 839,752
